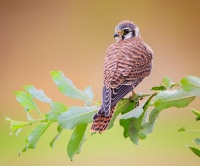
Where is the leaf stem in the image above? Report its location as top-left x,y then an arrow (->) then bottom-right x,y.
28,118 -> 47,125
143,92 -> 158,109
137,92 -> 158,132
138,92 -> 154,98
35,109 -> 44,117
185,130 -> 200,132
91,100 -> 101,106
128,92 -> 157,102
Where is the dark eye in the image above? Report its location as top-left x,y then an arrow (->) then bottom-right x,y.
123,29 -> 129,34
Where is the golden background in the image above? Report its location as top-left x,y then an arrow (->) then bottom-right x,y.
1,0 -> 200,165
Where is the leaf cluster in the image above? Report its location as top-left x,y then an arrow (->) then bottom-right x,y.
178,109 -> 200,157
6,71 -> 97,160
6,73 -> 200,159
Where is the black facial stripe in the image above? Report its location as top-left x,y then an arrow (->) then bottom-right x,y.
132,30 -> 135,37
122,30 -> 135,39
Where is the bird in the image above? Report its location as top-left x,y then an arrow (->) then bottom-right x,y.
91,20 -> 153,133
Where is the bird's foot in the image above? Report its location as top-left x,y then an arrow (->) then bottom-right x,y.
129,93 -> 139,107
137,92 -> 144,100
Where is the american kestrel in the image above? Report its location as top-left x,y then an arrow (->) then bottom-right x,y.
91,21 -> 153,132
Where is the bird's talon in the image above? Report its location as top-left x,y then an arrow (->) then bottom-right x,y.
129,95 -> 134,103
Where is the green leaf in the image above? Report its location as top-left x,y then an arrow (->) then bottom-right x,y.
15,128 -> 23,137
45,102 -> 68,122
192,109 -> 200,117
154,89 -> 195,110
5,117 -> 30,130
119,104 -> 144,119
109,92 -> 157,129
24,85 -> 52,103
121,116 -> 144,144
140,108 -> 162,134
26,121 -> 51,149
139,132 -> 147,140
181,76 -> 200,96
119,103 -> 142,144
20,121 -> 51,154
14,91 -> 42,115
119,98 -> 150,119
140,92 -> 161,138
193,138 -> 200,145
26,110 -> 34,121
9,128 -> 23,137
191,109 -> 200,121
108,98 -> 134,129
50,127 -> 63,148
162,77 -> 174,89
51,71 -> 94,104
83,86 -> 94,106
119,92 -> 157,119
151,85 -> 167,91
58,105 -> 99,130
178,127 -> 186,132
187,146 -> 200,157
119,93 -> 158,144
67,124 -> 87,161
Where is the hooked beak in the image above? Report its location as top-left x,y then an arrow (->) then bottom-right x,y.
114,33 -> 120,38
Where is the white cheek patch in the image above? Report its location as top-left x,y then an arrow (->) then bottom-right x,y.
115,36 -> 122,42
124,32 -> 133,39
134,27 -> 139,37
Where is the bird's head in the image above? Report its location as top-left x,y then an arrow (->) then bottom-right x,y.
114,21 -> 139,42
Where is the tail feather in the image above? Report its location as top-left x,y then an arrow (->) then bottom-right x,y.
91,84 -> 134,133
91,106 -> 116,133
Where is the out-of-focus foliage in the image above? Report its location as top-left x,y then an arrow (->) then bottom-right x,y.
6,72 -> 200,159
178,108 -> 200,157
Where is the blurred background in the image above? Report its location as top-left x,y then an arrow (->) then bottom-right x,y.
1,0 -> 200,165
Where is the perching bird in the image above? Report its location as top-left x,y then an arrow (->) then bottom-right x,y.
91,20 -> 153,133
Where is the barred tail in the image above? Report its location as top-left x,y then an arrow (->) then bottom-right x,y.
91,106 -> 116,133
